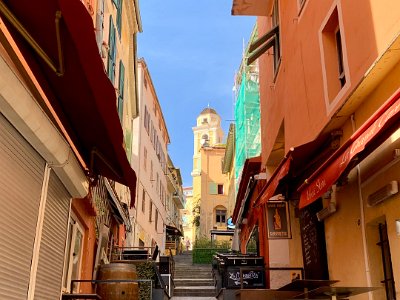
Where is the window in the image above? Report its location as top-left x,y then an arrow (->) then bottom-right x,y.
117,61 -> 125,122
155,209 -> 159,230
320,7 -> 348,104
246,0 -> 280,74
107,16 -> 116,83
272,0 -> 281,73
150,161 -> 153,182
141,188 -> 146,213
144,106 -> 148,132
216,209 -> 226,225
149,201 -> 153,222
63,213 -> 84,293
143,147 -> 147,170
335,29 -> 346,88
217,184 -> 224,195
156,173 -> 159,193
150,122 -> 154,144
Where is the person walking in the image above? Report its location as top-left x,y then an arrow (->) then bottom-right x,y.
185,239 -> 191,251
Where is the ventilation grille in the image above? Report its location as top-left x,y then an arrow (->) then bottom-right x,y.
316,202 -> 336,221
367,181 -> 398,207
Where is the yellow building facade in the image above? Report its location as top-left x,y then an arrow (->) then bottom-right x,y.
192,108 -> 231,242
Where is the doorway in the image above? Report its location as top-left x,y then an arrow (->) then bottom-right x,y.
377,222 -> 396,300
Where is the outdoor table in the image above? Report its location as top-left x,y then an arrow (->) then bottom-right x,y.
293,286 -> 380,299
278,279 -> 340,292
277,279 -> 340,299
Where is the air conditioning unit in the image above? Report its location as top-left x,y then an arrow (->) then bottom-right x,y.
316,202 -> 336,221
367,181 -> 398,207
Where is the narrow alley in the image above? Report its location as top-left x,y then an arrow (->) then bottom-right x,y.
0,0 -> 399,299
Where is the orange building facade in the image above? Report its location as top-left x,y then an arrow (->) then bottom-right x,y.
232,0 -> 400,297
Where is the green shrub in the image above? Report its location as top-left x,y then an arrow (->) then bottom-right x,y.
192,237 -> 231,264
136,261 -> 155,300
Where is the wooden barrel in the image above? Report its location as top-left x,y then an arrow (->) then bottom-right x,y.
96,263 -> 139,300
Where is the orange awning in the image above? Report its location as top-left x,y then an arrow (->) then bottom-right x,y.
298,88 -> 400,209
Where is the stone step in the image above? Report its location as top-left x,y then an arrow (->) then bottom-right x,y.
174,278 -> 214,286
175,265 -> 210,269
173,286 -> 216,297
174,274 -> 212,280
174,273 -> 212,277
174,268 -> 211,273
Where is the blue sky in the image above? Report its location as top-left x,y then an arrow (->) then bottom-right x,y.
137,1 -> 255,187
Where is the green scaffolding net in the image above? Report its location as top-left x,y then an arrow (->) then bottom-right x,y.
234,72 -> 261,185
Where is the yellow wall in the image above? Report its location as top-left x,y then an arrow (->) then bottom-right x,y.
199,147 -> 230,238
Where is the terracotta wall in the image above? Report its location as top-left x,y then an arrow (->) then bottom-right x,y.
257,0 -> 400,169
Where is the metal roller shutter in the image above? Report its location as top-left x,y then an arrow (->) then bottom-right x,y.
34,170 -> 71,299
0,113 -> 45,299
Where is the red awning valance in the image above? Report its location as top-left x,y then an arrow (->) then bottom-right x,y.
298,88 -> 400,209
0,0 -> 137,203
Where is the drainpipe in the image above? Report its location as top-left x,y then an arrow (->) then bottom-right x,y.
351,114 -> 372,300
27,164 -> 51,300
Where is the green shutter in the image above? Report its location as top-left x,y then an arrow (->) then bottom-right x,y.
107,16 -> 116,83
116,0 -> 123,38
209,182 -> 217,195
118,61 -> 125,122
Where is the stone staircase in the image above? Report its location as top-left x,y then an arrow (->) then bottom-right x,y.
172,251 -> 216,297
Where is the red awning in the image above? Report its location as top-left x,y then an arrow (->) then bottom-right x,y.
298,88 -> 400,209
253,153 -> 292,208
232,156 -> 261,223
0,0 -> 137,203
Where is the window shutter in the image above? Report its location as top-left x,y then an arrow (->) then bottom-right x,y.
118,60 -> 125,121
116,0 -> 123,37
209,182 -> 217,195
107,17 -> 116,83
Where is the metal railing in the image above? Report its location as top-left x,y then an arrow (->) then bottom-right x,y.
110,246 -> 155,262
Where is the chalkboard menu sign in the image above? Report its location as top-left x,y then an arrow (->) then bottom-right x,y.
225,267 -> 265,288
299,199 -> 329,280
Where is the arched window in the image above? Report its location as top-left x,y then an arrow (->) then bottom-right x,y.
215,205 -> 227,226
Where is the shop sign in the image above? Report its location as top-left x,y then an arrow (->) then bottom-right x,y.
266,201 -> 291,239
